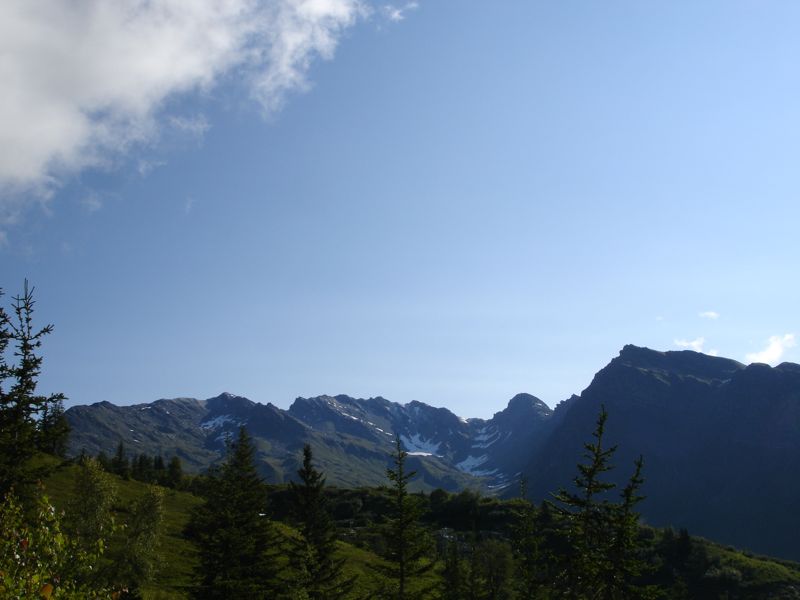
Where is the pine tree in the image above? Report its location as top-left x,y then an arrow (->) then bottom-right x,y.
288,444 -> 354,599
166,455 -> 183,489
549,405 -> 617,598
473,538 -> 514,600
549,406 -> 657,600
603,456 -> 656,600
96,450 -> 111,472
38,397 -> 70,457
439,537 -> 467,600
187,426 -> 281,598
511,477 -> 546,598
0,283 -> 69,497
111,441 -> 130,479
381,435 -> 434,600
153,454 -> 166,484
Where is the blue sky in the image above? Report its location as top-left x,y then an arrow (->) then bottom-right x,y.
2,1 -> 800,418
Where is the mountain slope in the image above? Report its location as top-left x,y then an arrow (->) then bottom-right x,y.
66,392 -> 552,492
524,345 -> 800,560
66,344 -> 800,560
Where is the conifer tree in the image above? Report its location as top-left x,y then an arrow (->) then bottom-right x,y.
167,455 -> 183,488
288,444 -> 354,599
381,435 -> 434,600
473,538 -> 514,600
111,441 -> 130,479
549,406 -> 655,599
187,426 -> 281,598
549,405 -> 617,598
0,283 -> 69,497
511,477 -> 546,598
603,456 -> 656,600
38,397 -> 70,457
439,537 -> 467,600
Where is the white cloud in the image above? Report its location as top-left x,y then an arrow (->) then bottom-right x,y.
137,159 -> 167,177
674,337 -> 705,352
745,334 -> 796,365
383,2 -> 418,22
80,193 -> 103,213
0,0 -> 371,219
699,311 -> 719,320
169,115 -> 210,138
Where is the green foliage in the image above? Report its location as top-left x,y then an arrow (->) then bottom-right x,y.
548,406 -> 655,599
166,456 -> 184,489
111,485 -> 165,597
510,482 -> 547,598
439,537 -> 468,600
289,444 -> 355,599
39,398 -> 70,457
66,457 -> 117,555
0,490 -> 112,599
0,283 -> 70,498
111,441 -> 130,480
379,436 -> 435,599
187,427 -> 282,598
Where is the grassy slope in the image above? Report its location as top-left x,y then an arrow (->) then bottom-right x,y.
40,457 -> 800,599
41,459 -> 429,599
43,460 -> 201,599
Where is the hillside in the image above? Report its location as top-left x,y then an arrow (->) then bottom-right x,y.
39,457 -> 800,599
65,344 -> 800,561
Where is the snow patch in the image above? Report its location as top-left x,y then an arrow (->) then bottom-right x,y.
200,414 -> 239,430
472,426 -> 500,449
455,454 -> 497,476
400,433 -> 441,456
408,451 -> 433,457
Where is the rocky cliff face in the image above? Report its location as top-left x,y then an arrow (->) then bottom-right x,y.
524,345 -> 800,560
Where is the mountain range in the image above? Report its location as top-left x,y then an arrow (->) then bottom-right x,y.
65,344 -> 800,561
66,388 -> 551,492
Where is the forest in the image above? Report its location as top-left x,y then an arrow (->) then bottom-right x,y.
2,286 -> 800,599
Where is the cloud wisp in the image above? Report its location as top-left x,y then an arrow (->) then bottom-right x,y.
745,334 -> 796,365
0,0 -> 377,221
383,2 -> 419,22
699,311 -> 719,320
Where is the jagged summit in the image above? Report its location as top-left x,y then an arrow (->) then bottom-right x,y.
615,344 -> 744,380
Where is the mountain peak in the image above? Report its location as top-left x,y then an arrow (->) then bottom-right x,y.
615,344 -> 743,381
205,392 -> 255,413
491,393 -> 552,425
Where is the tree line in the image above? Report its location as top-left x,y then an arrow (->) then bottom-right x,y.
90,441 -> 185,489
0,283 -> 786,599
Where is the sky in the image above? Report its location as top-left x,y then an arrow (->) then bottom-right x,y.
2,1 -> 800,419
